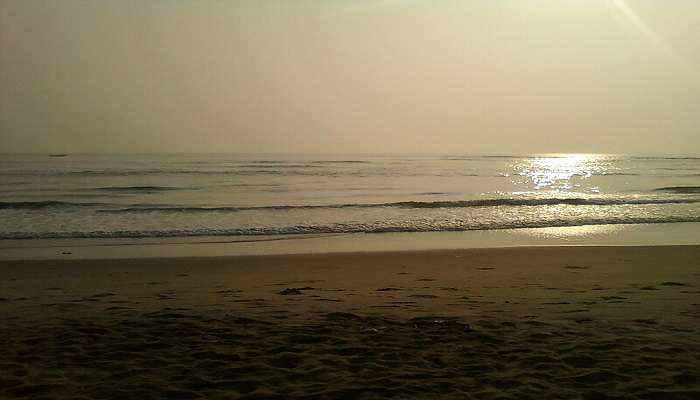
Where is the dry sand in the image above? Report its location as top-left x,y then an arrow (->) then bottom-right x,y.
1,245 -> 699,399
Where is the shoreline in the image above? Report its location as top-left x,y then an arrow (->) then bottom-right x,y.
1,243 -> 699,264
2,222 -> 699,261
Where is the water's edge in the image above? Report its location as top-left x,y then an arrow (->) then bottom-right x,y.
2,222 -> 698,261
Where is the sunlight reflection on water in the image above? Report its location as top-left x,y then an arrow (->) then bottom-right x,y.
514,154 -> 613,191
515,224 -> 626,239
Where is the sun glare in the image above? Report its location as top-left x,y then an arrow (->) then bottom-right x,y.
606,0 -> 697,80
517,154 -> 604,191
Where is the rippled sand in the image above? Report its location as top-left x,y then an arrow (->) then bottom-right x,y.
1,246 -> 699,399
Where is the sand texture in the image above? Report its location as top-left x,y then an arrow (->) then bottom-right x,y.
1,246 -> 700,399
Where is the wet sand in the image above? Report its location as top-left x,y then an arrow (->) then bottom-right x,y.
1,246 -> 699,399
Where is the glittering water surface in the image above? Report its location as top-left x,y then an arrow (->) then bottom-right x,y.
0,153 -> 698,239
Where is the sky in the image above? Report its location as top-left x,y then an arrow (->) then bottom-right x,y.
1,0 -> 700,155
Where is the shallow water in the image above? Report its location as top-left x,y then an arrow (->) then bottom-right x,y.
1,153 -> 698,239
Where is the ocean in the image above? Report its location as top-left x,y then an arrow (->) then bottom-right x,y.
1,153 -> 698,240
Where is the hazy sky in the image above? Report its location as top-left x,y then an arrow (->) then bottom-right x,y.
2,0 -> 700,154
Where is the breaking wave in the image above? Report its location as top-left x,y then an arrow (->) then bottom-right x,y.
0,201 -> 106,210
94,186 -> 182,193
654,186 -> 700,194
3,197 -> 698,213
95,197 -> 700,214
3,216 -> 700,239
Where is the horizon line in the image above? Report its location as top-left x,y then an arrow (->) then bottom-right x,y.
1,151 -> 700,157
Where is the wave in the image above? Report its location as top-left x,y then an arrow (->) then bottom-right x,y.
0,201 -> 106,210
385,198 -> 700,207
235,160 -> 369,168
95,197 -> 700,214
503,172 -> 640,177
654,186 -> 700,194
443,155 -> 524,161
310,160 -> 368,164
95,186 -> 181,193
238,164 -> 322,168
633,156 -> 700,161
4,197 -> 699,213
63,169 -> 245,176
3,216 -> 700,239
0,168 -> 372,177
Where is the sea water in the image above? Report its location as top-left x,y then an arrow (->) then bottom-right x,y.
1,153 -> 698,239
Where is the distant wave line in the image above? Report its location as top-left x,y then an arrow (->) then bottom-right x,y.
5,170 -> 684,178
2,196 -> 699,211
0,201 -> 108,209
654,186 -> 700,194
96,197 -> 700,213
95,186 -> 181,192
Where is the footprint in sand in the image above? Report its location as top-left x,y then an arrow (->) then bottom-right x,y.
601,296 -> 627,301
156,291 -> 177,300
279,287 -> 314,295
105,306 -> 131,311
214,289 -> 243,297
89,293 -> 116,298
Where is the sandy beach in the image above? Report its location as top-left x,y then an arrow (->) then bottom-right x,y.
1,245 -> 699,399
